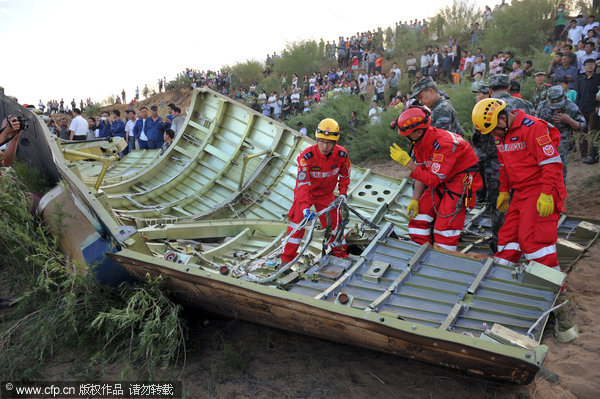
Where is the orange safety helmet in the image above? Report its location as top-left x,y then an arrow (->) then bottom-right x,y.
390,106 -> 431,136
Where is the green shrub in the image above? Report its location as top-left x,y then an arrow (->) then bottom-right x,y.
283,94 -> 411,162
0,174 -> 185,380
273,40 -> 333,80
480,0 -> 555,55
428,0 -> 480,46
168,75 -> 193,90
222,60 -> 264,89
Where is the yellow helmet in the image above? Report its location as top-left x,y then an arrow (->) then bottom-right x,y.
472,98 -> 507,134
315,118 -> 340,141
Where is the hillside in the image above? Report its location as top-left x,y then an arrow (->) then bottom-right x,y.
98,87 -> 194,117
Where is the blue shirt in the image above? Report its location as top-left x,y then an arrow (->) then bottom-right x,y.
132,118 -> 145,140
261,103 -> 271,116
110,119 -> 125,137
145,116 -> 164,142
97,120 -> 111,138
553,65 -> 578,88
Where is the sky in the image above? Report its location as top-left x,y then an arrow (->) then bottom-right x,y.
0,0 -> 497,106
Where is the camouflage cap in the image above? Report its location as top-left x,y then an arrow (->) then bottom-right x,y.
410,77 -> 437,98
534,69 -> 547,77
547,85 -> 566,109
487,74 -> 510,89
472,85 -> 489,94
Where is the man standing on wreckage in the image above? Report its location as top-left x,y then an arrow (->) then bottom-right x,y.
280,118 -> 351,264
389,106 -> 482,251
471,98 -> 566,272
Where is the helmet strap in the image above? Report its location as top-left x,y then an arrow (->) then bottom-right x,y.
407,128 -> 426,145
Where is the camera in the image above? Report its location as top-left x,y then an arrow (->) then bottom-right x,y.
2,115 -> 29,133
16,116 -> 29,132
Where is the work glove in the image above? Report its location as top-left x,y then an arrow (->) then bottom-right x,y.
536,193 -> 554,217
302,208 -> 315,221
407,199 -> 419,219
496,192 -> 510,213
389,143 -> 411,166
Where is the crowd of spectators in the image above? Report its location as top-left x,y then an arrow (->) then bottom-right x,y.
35,1 -> 600,164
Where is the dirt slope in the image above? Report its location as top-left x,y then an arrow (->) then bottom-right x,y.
98,88 -> 194,116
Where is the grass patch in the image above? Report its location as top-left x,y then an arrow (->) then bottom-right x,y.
0,172 -> 186,381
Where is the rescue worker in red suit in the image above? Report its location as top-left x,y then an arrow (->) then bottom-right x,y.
389,106 -> 482,251
281,118 -> 351,264
472,98 -> 566,270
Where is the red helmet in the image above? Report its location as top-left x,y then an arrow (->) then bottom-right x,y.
390,106 -> 431,136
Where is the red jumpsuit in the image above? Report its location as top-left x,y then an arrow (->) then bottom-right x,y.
281,144 -> 351,263
493,110 -> 566,269
409,126 -> 482,251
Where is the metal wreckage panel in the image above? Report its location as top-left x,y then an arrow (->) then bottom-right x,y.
462,208 -> 600,267
69,89 -> 597,268
77,89 -> 414,233
288,223 -> 557,342
78,149 -> 162,187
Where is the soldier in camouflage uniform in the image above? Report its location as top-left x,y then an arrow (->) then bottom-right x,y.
411,77 -> 465,136
488,74 -> 535,114
531,69 -> 552,109
535,85 -> 586,182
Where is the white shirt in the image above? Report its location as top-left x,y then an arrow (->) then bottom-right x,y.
568,25 -> 584,44
369,106 -> 382,124
290,93 -> 300,103
583,21 -> 600,36
68,115 -> 88,137
125,119 -> 135,139
376,78 -> 386,93
298,127 -> 307,135
473,62 -> 486,75
140,119 -> 148,141
391,67 -> 401,78
465,55 -> 476,68
171,115 -> 185,134
420,54 -> 430,68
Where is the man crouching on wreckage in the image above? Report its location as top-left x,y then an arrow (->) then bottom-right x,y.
280,118 -> 351,264
389,106 -> 482,251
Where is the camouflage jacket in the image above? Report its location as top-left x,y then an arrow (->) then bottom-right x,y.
472,129 -> 497,157
535,99 -> 586,140
531,83 -> 551,109
431,97 -> 465,136
494,92 -> 535,114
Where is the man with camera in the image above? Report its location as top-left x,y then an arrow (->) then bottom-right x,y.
0,115 -> 24,168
